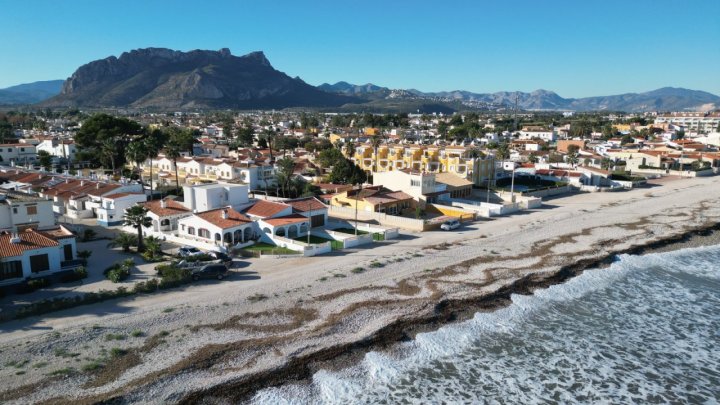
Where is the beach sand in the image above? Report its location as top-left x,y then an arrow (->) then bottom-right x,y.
1,174 -> 720,404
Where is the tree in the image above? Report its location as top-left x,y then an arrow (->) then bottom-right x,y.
123,205 -> 152,253
164,127 -> 196,195
528,153 -> 539,164
125,140 -> 148,175
107,232 -> 138,253
600,157 -> 615,171
143,129 -> 167,199
275,157 -> 296,197
344,141 -> 356,159
317,147 -> 345,168
75,113 -> 143,171
236,126 -> 255,147
328,157 -> 367,185
37,150 -> 53,171
0,120 -> 13,144
143,236 -> 162,260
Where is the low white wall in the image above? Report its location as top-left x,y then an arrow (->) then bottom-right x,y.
273,235 -> 332,256
326,218 -> 400,239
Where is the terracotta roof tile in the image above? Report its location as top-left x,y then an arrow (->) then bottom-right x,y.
142,198 -> 190,217
246,200 -> 290,218
285,197 -> 327,213
0,229 -> 60,258
195,207 -> 252,229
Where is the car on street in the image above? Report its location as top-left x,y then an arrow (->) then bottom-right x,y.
178,246 -> 204,258
191,263 -> 229,281
440,219 -> 461,231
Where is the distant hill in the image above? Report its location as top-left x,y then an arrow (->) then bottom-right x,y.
318,82 -> 720,112
42,48 -> 360,109
0,80 -> 63,105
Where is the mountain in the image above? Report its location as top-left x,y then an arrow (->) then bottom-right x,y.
0,80 -> 64,105
567,87 -> 720,112
42,48 -> 360,109
318,82 -> 720,112
318,81 -> 390,98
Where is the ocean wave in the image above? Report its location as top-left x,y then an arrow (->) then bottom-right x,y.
251,244 -> 720,404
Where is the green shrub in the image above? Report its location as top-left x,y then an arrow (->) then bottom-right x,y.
351,267 -> 365,274
110,347 -> 127,357
60,266 -> 88,283
21,278 -> 50,293
157,265 -> 191,290
82,361 -> 103,372
133,279 -> 159,293
369,261 -> 384,268
104,261 -> 132,283
130,329 -> 144,337
81,229 -> 96,242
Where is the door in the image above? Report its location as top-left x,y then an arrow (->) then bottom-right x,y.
311,214 -> 325,228
64,244 -> 73,261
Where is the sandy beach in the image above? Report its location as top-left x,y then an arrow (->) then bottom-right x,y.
1,174 -> 720,404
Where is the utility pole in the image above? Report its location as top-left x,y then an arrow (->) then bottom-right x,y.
354,183 -> 362,235
307,197 -> 312,244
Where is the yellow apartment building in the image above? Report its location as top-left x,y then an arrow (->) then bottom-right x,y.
347,144 -> 495,186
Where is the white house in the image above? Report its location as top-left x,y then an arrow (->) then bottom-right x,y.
0,227 -> 78,287
36,139 -> 77,161
0,143 -> 37,165
0,190 -> 56,231
518,130 -> 557,142
177,207 -> 255,248
95,192 -> 148,226
373,169 -> 447,207
141,197 -> 191,233
182,183 -> 250,212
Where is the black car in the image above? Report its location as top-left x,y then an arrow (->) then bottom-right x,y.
208,251 -> 233,267
191,264 -> 229,281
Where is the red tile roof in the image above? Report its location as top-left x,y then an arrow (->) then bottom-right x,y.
195,207 -> 252,229
285,197 -> 327,213
246,200 -> 290,218
142,198 -> 190,217
104,192 -> 145,200
0,229 -> 60,258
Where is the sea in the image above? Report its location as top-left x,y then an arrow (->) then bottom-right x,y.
251,245 -> 720,404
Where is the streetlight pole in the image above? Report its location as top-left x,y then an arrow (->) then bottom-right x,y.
510,164 -> 516,202
307,197 -> 311,244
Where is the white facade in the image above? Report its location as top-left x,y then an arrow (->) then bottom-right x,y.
518,131 -> 557,142
182,183 -> 250,212
0,144 -> 37,165
0,192 -> 56,231
373,170 -> 446,206
36,140 -> 77,160
96,193 -> 148,226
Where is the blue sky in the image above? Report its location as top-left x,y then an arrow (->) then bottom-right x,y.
1,0 -> 719,97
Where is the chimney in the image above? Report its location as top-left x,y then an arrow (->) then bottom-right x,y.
80,180 -> 84,187
10,233 -> 21,244
221,209 -> 228,219
65,178 -> 69,184
160,199 -> 167,209
96,183 -> 100,189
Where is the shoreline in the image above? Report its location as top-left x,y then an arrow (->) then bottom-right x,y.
1,175 -> 720,405
176,221 -> 720,404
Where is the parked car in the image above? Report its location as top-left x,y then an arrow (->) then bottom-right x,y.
191,263 -> 229,281
178,246 -> 204,258
208,251 -> 233,267
440,219 -> 461,231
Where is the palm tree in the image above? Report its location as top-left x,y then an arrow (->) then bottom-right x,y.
100,138 -> 118,175
125,141 -> 147,181
275,157 -> 296,197
123,205 -> 152,253
143,131 -> 165,199
370,133 -> 383,172
143,236 -> 162,259
107,232 -> 138,253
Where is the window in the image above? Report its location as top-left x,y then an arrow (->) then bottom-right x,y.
411,179 -> 420,187
12,207 -> 18,214
30,254 -> 50,273
199,228 -> 210,238
0,260 -> 22,280
188,227 -> 196,235
26,205 -> 37,215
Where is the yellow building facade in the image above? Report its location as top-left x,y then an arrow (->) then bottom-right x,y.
347,144 -> 495,186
